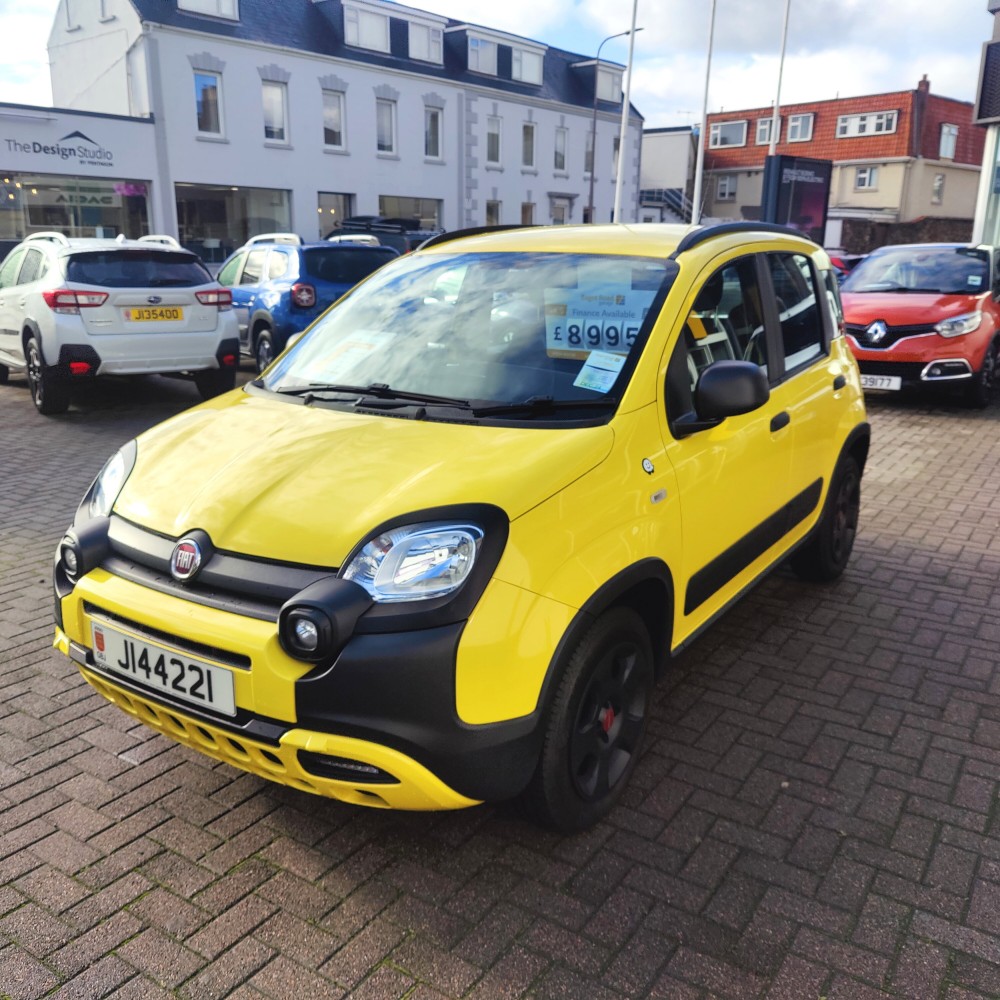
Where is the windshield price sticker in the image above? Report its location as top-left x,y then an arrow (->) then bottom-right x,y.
573,351 -> 627,393
544,286 -> 655,359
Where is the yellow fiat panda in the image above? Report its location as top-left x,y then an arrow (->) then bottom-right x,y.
53,222 -> 869,831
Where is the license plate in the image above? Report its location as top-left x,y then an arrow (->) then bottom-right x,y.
90,620 -> 236,716
860,374 -> 901,391
123,306 -> 184,322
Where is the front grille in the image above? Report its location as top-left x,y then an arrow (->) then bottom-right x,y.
846,323 -> 934,349
856,360 -> 926,379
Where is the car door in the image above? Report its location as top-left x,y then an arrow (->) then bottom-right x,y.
659,252 -> 797,639
216,250 -> 252,349
0,248 -> 29,364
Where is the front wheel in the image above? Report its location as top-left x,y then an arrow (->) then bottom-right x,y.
520,607 -> 653,832
789,455 -> 861,582
254,328 -> 275,373
965,340 -> 999,409
0,363 -> 8,385
25,336 -> 70,415
193,366 -> 236,400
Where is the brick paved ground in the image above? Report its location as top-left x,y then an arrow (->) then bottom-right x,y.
3,370 -> 1000,999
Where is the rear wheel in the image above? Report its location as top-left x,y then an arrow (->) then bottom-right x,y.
965,340 -> 999,408
254,328 -> 275,373
520,607 -> 653,832
0,363 -> 8,385
193,366 -> 236,400
789,454 -> 861,582
25,336 -> 70,415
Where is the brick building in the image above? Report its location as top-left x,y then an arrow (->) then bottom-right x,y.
701,77 -> 985,251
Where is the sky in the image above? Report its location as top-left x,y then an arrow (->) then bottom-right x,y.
0,0 -> 995,127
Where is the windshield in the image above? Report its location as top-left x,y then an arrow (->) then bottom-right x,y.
262,251 -> 673,412
841,246 -> 989,295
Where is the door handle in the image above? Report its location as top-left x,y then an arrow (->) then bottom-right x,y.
832,374 -> 846,390
770,411 -> 790,432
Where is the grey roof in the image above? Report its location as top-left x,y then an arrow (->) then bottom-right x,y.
126,0 -> 643,118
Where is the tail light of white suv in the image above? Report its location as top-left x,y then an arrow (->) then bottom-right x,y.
195,288 -> 233,310
42,290 -> 110,314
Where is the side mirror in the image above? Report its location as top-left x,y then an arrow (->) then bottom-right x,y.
673,360 -> 769,437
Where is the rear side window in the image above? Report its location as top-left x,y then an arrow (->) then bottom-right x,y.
17,248 -> 45,285
767,253 -> 825,372
303,248 -> 396,284
240,249 -> 268,286
67,251 -> 211,288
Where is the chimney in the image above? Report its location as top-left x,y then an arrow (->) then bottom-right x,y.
917,74 -> 930,93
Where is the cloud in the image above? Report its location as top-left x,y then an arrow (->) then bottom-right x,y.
0,0 -> 55,105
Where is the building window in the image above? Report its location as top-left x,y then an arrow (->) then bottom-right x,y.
932,173 -> 945,204
521,202 -> 534,224
322,90 -> 345,148
376,99 -> 396,154
552,201 -> 567,224
612,136 -> 620,176
486,116 -> 501,165
410,23 -> 443,63
756,118 -> 778,145
378,195 -> 441,228
837,111 -> 897,137
512,48 -> 543,85
522,123 -> 536,168
469,37 -> 497,75
596,67 -> 622,103
262,81 -> 287,142
194,71 -> 223,134
486,200 -> 501,226
425,107 -> 442,159
318,191 -> 353,237
179,0 -> 238,18
554,127 -> 567,172
717,174 -> 736,201
345,5 -> 389,52
855,165 -> 879,190
709,121 -> 748,148
585,130 -> 594,174
788,113 -> 814,141
175,182 -> 290,253
940,123 -> 958,159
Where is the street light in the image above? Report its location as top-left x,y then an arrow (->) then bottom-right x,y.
587,27 -> 643,223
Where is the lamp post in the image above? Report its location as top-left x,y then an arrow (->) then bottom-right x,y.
587,27 -> 642,223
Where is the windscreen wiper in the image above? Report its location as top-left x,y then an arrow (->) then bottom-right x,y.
472,395 -> 618,417
272,381 -> 472,408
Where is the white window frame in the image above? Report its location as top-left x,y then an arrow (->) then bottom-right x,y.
717,174 -> 737,201
709,121 -> 748,148
521,122 -> 536,169
554,127 -> 567,172
376,98 -> 396,155
486,115 -> 502,166
596,66 -> 622,103
854,165 -> 879,190
837,111 -> 898,138
345,4 -> 390,53
410,22 -> 443,64
194,70 -> 224,136
261,80 -> 288,143
322,89 -> 345,149
756,118 -> 779,145
788,113 -> 814,142
469,37 -> 498,76
940,123 -> 958,160
179,0 -> 238,18
512,48 -> 543,85
425,107 -> 442,160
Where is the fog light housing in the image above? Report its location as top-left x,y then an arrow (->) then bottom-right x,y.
277,577 -> 372,665
280,608 -> 332,662
61,540 -> 80,579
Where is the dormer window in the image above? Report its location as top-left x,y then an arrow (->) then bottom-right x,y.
410,22 -> 443,64
469,37 -> 498,76
178,0 -> 238,18
596,66 -> 623,103
512,48 -> 543,85
344,3 -> 390,53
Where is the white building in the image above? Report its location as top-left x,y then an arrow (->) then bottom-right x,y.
1,0 -> 644,258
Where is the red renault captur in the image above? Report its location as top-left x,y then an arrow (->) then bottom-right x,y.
840,243 -> 1000,407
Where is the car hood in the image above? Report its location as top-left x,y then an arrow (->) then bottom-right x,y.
115,389 -> 614,566
841,290 -> 986,325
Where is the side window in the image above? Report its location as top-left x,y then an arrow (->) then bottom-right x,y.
16,249 -> 44,285
0,249 -> 26,289
240,249 -> 268,286
766,253 -> 825,372
267,250 -> 291,280
216,253 -> 245,287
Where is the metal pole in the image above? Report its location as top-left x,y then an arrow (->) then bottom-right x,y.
691,0 -> 717,225
613,0 -> 640,223
587,29 -> 637,223
768,0 -> 792,156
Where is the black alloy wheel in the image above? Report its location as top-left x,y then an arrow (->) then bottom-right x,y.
25,336 -> 70,415
255,329 -> 275,373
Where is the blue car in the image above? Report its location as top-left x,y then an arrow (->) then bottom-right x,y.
215,234 -> 398,371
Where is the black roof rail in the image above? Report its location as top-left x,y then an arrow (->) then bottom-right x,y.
417,224 -> 536,251
669,221 -> 817,260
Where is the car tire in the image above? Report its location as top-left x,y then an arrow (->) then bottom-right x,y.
520,607 -> 653,832
193,366 -> 236,400
789,454 -> 861,583
0,363 -> 8,385
25,336 -> 70,415
965,340 -> 999,409
254,328 -> 275,373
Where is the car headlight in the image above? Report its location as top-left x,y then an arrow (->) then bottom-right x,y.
341,523 -> 484,602
935,311 -> 982,338
81,440 -> 137,521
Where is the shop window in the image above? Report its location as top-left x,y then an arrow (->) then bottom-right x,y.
378,195 -> 441,228
322,90 -> 345,149
376,99 -> 396,154
194,71 -> 223,135
425,108 -> 442,159
175,182 -> 291,257
318,191 -> 353,237
262,81 -> 288,143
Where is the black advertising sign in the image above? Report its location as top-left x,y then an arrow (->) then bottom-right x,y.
761,155 -> 832,245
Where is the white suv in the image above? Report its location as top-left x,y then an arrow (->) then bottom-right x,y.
0,232 -> 240,415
